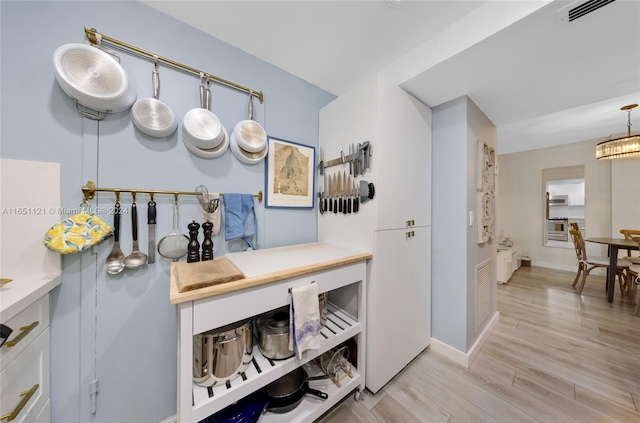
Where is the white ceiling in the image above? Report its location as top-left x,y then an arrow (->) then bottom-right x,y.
144,0 -> 640,154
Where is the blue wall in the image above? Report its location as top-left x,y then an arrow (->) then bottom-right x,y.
1,1 -> 334,422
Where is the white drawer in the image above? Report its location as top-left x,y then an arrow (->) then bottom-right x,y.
34,399 -> 50,423
1,295 -> 48,372
0,328 -> 49,423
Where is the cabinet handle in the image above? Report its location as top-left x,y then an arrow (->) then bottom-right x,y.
405,220 -> 415,227
406,231 -> 415,238
4,321 -> 38,348
0,384 -> 39,421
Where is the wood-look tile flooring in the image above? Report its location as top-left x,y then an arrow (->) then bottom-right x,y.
318,266 -> 640,423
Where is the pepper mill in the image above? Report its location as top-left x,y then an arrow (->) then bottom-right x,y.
201,221 -> 214,261
187,220 -> 200,263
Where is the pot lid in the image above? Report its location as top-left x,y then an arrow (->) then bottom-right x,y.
201,317 -> 251,336
256,307 -> 290,335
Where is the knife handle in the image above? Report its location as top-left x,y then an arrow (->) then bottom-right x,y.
334,199 -> 338,214
324,197 -> 328,213
328,197 -> 332,212
148,201 -> 156,224
354,197 -> 359,213
338,197 -> 342,213
319,197 -> 324,214
347,197 -> 352,214
113,202 -> 121,242
343,199 -> 347,214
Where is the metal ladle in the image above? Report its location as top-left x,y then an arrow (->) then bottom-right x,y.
105,200 -> 125,275
124,193 -> 147,269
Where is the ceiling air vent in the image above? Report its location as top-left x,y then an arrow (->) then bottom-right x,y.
556,0 -> 617,26
568,0 -> 616,21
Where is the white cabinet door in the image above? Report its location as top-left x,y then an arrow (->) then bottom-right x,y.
374,76 -> 410,232
404,226 -> 431,360
405,96 -> 432,228
368,226 -> 431,393
368,229 -> 408,393
374,76 -> 432,231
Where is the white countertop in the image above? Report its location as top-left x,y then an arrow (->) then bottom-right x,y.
170,242 -> 372,304
0,273 -> 61,322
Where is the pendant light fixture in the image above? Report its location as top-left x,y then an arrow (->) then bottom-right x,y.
596,104 -> 640,159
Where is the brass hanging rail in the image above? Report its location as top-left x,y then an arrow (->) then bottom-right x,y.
84,27 -> 264,104
81,180 -> 262,203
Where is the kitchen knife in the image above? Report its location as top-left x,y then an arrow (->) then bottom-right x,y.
323,165 -> 328,212
353,179 -> 359,213
147,200 -> 156,263
338,172 -> 342,213
332,173 -> 338,213
347,175 -> 352,214
328,173 -> 332,212
343,171 -> 348,214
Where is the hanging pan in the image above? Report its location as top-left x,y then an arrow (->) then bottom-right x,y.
131,56 -> 177,138
232,90 -> 267,153
52,43 -> 136,120
182,74 -> 226,150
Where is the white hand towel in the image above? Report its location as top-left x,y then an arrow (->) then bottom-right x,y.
289,283 -> 322,359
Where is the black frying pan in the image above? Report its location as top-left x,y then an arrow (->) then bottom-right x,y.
265,367 -> 328,414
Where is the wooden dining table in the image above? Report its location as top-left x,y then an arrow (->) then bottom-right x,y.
584,237 -> 639,302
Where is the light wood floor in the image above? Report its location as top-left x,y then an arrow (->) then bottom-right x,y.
318,266 -> 640,423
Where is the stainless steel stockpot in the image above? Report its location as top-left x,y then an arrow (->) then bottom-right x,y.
255,306 -> 294,360
193,318 -> 253,387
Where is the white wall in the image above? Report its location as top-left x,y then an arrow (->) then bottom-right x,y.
497,137 -> 619,271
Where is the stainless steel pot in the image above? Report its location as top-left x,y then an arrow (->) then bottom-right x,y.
193,318 -> 253,387
255,307 -> 294,360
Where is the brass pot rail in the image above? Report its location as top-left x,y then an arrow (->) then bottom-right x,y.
84,27 -> 264,104
81,180 -> 262,203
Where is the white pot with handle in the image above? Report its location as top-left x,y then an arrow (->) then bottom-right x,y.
53,43 -> 137,120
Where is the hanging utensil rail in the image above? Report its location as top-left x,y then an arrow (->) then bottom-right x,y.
84,27 -> 264,104
81,180 -> 262,203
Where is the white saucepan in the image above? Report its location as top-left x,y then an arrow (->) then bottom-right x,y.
53,43 -> 136,119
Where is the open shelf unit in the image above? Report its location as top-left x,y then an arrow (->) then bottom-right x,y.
175,257 -> 368,423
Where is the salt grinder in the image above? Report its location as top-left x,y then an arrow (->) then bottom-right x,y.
187,220 -> 200,263
201,221 -> 213,261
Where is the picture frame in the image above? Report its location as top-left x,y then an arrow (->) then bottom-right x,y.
265,136 -> 315,208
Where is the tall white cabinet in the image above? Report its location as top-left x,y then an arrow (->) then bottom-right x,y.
318,73 -> 431,393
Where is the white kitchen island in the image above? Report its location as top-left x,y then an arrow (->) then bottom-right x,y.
170,242 -> 371,423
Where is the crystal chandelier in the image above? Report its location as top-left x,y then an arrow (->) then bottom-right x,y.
596,104 -> 640,159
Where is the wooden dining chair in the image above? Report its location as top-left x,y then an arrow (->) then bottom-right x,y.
569,229 -> 630,296
628,237 -> 640,315
620,229 -> 640,264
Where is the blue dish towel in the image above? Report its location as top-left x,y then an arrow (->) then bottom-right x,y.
224,193 -> 257,249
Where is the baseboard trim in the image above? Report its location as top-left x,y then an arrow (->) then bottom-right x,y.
430,311 -> 500,368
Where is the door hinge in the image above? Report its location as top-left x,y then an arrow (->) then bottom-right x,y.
90,379 -> 98,415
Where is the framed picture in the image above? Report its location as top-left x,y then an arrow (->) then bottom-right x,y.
265,136 -> 315,208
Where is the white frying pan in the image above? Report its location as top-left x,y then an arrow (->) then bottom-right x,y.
53,43 -> 136,120
182,75 -> 225,150
131,58 -> 177,138
232,91 -> 267,153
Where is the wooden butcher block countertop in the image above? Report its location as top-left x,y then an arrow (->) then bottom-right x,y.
169,242 -> 372,304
